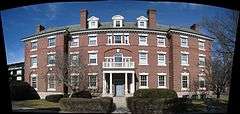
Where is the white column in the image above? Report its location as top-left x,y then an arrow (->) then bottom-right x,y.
125,73 -> 128,95
131,73 -> 135,94
102,73 -> 106,96
110,73 -> 113,95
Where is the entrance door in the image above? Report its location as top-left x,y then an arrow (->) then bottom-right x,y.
115,80 -> 124,96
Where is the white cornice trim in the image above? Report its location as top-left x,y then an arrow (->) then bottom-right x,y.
170,30 -> 212,40
157,73 -> 167,75
22,30 -> 66,42
88,50 -> 98,53
157,51 -> 167,54
139,73 -> 149,75
138,50 -> 148,53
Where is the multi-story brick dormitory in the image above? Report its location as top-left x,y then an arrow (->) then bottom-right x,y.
22,9 -> 212,98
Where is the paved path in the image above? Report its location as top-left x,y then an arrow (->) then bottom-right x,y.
112,97 -> 131,114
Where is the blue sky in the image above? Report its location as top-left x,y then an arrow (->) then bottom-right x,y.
0,1 -> 235,64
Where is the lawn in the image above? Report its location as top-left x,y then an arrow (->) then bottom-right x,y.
12,99 -> 59,109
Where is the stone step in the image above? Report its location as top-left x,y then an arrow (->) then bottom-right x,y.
112,97 -> 130,113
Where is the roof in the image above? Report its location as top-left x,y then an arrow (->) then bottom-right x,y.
22,22 -> 212,41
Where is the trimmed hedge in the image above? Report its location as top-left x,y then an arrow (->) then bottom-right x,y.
45,94 -> 64,103
59,97 -> 114,113
71,91 -> 92,98
133,89 -> 178,99
9,81 -> 40,101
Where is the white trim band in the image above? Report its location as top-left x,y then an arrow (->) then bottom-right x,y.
88,50 -> 98,53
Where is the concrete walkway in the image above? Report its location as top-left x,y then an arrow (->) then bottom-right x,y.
112,97 -> 131,114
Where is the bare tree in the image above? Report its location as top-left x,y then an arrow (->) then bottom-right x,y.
199,11 -> 238,99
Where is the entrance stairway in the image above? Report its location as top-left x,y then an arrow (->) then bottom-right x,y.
112,97 -> 130,113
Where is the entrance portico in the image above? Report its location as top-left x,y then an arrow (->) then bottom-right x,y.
102,71 -> 135,97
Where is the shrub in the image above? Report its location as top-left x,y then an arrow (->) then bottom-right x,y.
126,97 -> 134,112
71,91 -> 92,98
59,97 -> 114,113
45,94 -> 64,103
133,89 -> 178,99
9,81 -> 40,101
165,98 -> 192,112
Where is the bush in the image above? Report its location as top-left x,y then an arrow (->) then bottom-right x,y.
133,89 -> 178,99
71,91 -> 92,98
59,97 -> 114,113
165,98 -> 192,112
9,81 -> 40,101
45,94 -> 64,103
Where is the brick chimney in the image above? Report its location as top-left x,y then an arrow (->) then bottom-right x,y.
80,9 -> 88,29
36,24 -> 45,33
190,24 -> 198,31
147,9 -> 157,29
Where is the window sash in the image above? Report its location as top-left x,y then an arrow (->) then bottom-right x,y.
157,37 -> 165,46
48,75 -> 55,89
31,57 -> 37,67
199,57 -> 205,66
181,38 -> 188,47
89,75 -> 97,87
181,54 -> 188,65
139,53 -> 147,64
48,38 -> 56,47
48,54 -> 56,65
89,54 -> 97,64
70,38 -> 79,47
31,42 -> 37,49
140,75 -> 147,86
114,35 -> 122,43
71,75 -> 79,86
158,54 -> 165,65
198,42 -> 205,50
89,36 -> 97,45
158,75 -> 165,87
182,76 -> 188,88
139,36 -> 147,44
31,77 -> 37,88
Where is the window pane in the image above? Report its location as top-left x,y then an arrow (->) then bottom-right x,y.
158,75 -> 165,86
181,38 -> 188,47
48,38 -> 56,47
114,35 -> 121,43
89,36 -> 97,45
89,75 -> 97,87
140,75 -> 147,86
158,54 -> 165,64
32,42 -> 37,49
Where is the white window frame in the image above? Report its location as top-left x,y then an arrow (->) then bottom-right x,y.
88,74 -> 97,89
198,40 -> 205,51
180,35 -> 188,48
181,52 -> 189,66
70,35 -> 79,48
88,51 -> 98,65
70,53 -> 79,66
199,77 -> 206,90
139,50 -> 148,65
199,55 -> 205,68
157,73 -> 167,88
88,34 -> 97,46
70,73 -> 80,87
31,74 -> 38,90
30,55 -> 37,68
47,36 -> 56,48
138,34 -> 148,46
47,74 -> 56,91
157,51 -> 167,66
139,74 -> 149,89
16,70 -> 22,75
157,35 -> 166,47
181,73 -> 189,91
30,40 -> 38,51
47,52 -> 56,67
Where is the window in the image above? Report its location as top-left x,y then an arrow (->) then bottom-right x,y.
139,52 -> 148,65
91,21 -> 96,27
89,53 -> 97,65
107,35 -> 112,44
124,35 -> 129,44
199,56 -> 205,67
47,54 -> 56,66
70,36 -> 79,47
30,57 -> 37,68
31,74 -> 37,90
158,54 -> 166,66
139,75 -> 148,88
180,37 -> 188,47
48,74 -> 55,90
88,36 -> 97,46
199,41 -> 205,50
48,37 -> 56,47
89,75 -> 97,88
181,74 -> 189,90
137,16 -> 148,28
116,21 -> 120,27
139,35 -> 147,45
158,75 -> 166,88
114,35 -> 122,44
71,74 -> 79,86
157,36 -> 166,47
199,77 -> 206,90
140,21 -> 144,27
16,70 -> 22,75
181,54 -> 189,66
70,54 -> 79,66
31,42 -> 37,50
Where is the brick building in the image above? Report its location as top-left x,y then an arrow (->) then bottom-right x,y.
22,9 -> 212,98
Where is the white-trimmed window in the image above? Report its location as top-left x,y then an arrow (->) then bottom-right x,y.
89,53 -> 97,65
89,74 -> 97,89
70,73 -> 80,87
199,77 -> 206,90
139,52 -> 148,65
47,54 -> 56,66
30,56 -> 37,68
107,35 -> 112,44
31,41 -> 37,51
16,70 -> 22,75
139,35 -> 148,46
48,36 -> 56,48
88,16 -> 99,29
47,74 -> 55,91
112,15 -> 124,28
158,74 -> 167,88
181,73 -> 189,90
181,53 -> 189,66
158,53 -> 166,66
114,35 -> 122,44
139,74 -> 148,88
199,56 -> 205,67
198,41 -> 205,51
157,35 -> 166,47
31,74 -> 37,90
180,36 -> 188,48
88,35 -> 97,46
70,54 -> 79,66
137,16 -> 148,28
70,36 -> 79,47
107,33 -> 129,45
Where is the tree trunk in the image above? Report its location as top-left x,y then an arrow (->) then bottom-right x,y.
216,93 -> 221,99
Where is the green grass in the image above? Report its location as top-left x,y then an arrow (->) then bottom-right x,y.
13,99 -> 59,109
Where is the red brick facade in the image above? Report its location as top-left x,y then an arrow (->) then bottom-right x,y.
23,9 -> 212,98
